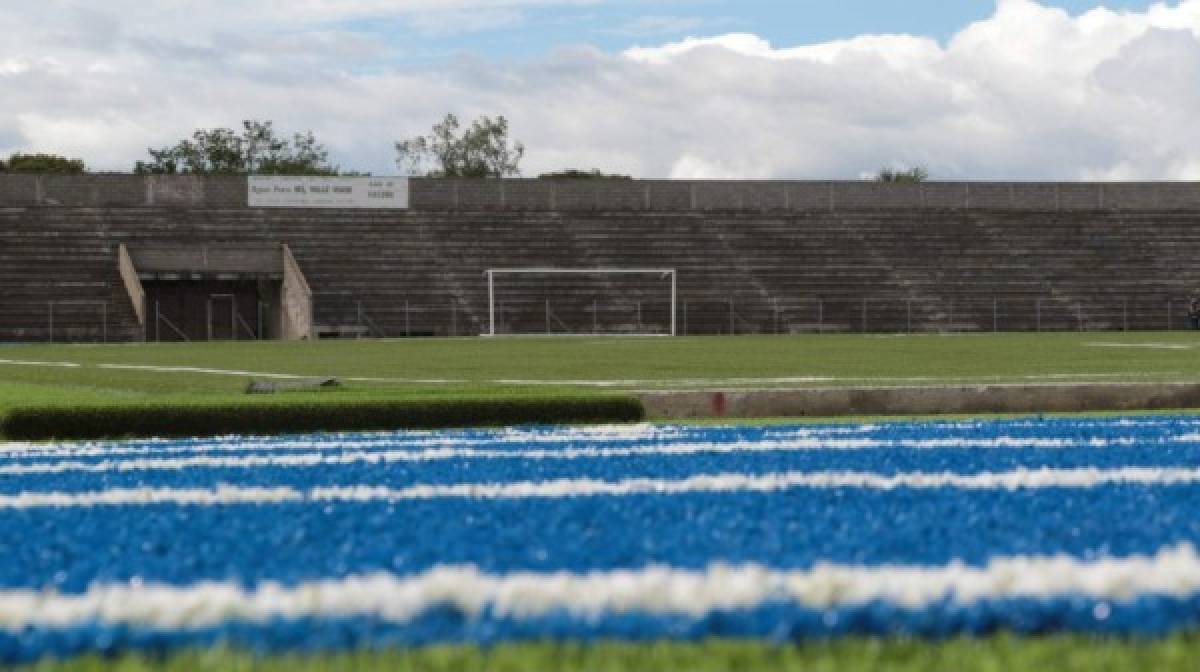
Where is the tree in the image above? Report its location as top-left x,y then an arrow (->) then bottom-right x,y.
134,120 -> 339,175
395,114 -> 524,178
2,153 -> 86,174
875,166 -> 929,183
538,169 -> 631,180
257,130 -> 338,176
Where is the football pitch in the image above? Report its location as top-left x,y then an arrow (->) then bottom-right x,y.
2,332 -> 1200,413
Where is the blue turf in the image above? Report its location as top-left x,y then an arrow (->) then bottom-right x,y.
3,486 -> 1198,591
6,418 -> 1200,494
3,415 -> 1200,659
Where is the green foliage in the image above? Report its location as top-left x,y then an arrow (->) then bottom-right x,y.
539,169 -> 632,180
256,130 -> 338,176
396,113 -> 525,178
876,166 -> 929,183
134,120 -> 340,176
2,153 -> 86,174
0,396 -> 644,440
13,636 -> 1200,671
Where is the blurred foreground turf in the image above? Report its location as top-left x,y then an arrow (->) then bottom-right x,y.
12,637 -> 1200,672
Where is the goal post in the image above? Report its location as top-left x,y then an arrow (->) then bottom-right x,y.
484,268 -> 677,337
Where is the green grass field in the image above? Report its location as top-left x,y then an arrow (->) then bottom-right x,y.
12,637 -> 1200,672
2,332 -> 1198,415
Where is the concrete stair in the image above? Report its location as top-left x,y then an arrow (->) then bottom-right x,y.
1,206 -> 1199,341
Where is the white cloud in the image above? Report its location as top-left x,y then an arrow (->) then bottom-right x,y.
624,32 -> 943,69
2,0 -> 1200,179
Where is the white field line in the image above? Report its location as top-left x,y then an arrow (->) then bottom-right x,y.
97,364 -> 311,379
0,359 -> 80,368
1087,342 -> 1196,351
506,373 -> 1190,388
0,436 -> 1158,475
491,376 -> 835,387
0,357 -> 1185,387
97,364 -> 466,385
4,467 -> 1200,509
2,544 -> 1199,630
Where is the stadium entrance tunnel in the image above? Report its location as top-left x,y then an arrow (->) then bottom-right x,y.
120,243 -> 313,342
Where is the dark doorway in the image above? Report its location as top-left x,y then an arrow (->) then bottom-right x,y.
208,294 -> 236,340
145,279 -> 270,341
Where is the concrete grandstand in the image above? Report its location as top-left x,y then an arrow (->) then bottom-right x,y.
2,174 -> 1199,342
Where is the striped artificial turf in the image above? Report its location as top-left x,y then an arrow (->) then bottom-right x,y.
12,637 -> 1200,672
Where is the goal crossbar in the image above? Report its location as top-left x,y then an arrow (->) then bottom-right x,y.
484,268 -> 677,337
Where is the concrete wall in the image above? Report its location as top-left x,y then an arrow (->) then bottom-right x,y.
281,244 -> 313,340
2,175 -> 1200,212
0,175 -> 247,208
641,383 -> 1200,418
131,245 -> 283,273
411,179 -> 1200,212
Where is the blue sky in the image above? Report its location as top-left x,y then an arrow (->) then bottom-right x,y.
369,0 -> 1164,64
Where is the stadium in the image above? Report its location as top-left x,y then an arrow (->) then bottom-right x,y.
2,171 -> 1200,669
5,175 -> 1200,343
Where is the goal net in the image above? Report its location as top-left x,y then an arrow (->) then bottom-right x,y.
484,268 -> 677,337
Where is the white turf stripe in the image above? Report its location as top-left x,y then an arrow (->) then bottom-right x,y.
0,487 -> 300,509
4,467 -> 1200,509
309,467 -> 1200,501
4,419 -> 1198,461
0,425 -> 694,459
8,417 -> 1200,461
0,434 -> 1164,464
2,544 -> 1199,630
0,436 -> 1167,474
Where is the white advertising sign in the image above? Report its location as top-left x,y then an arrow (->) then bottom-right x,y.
248,177 -> 409,209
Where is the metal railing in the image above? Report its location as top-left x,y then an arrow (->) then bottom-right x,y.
312,294 -> 482,338
675,295 -> 1200,335
295,294 -> 1200,338
62,293 -> 1191,342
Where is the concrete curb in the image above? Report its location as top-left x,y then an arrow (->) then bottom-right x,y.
639,382 -> 1200,419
